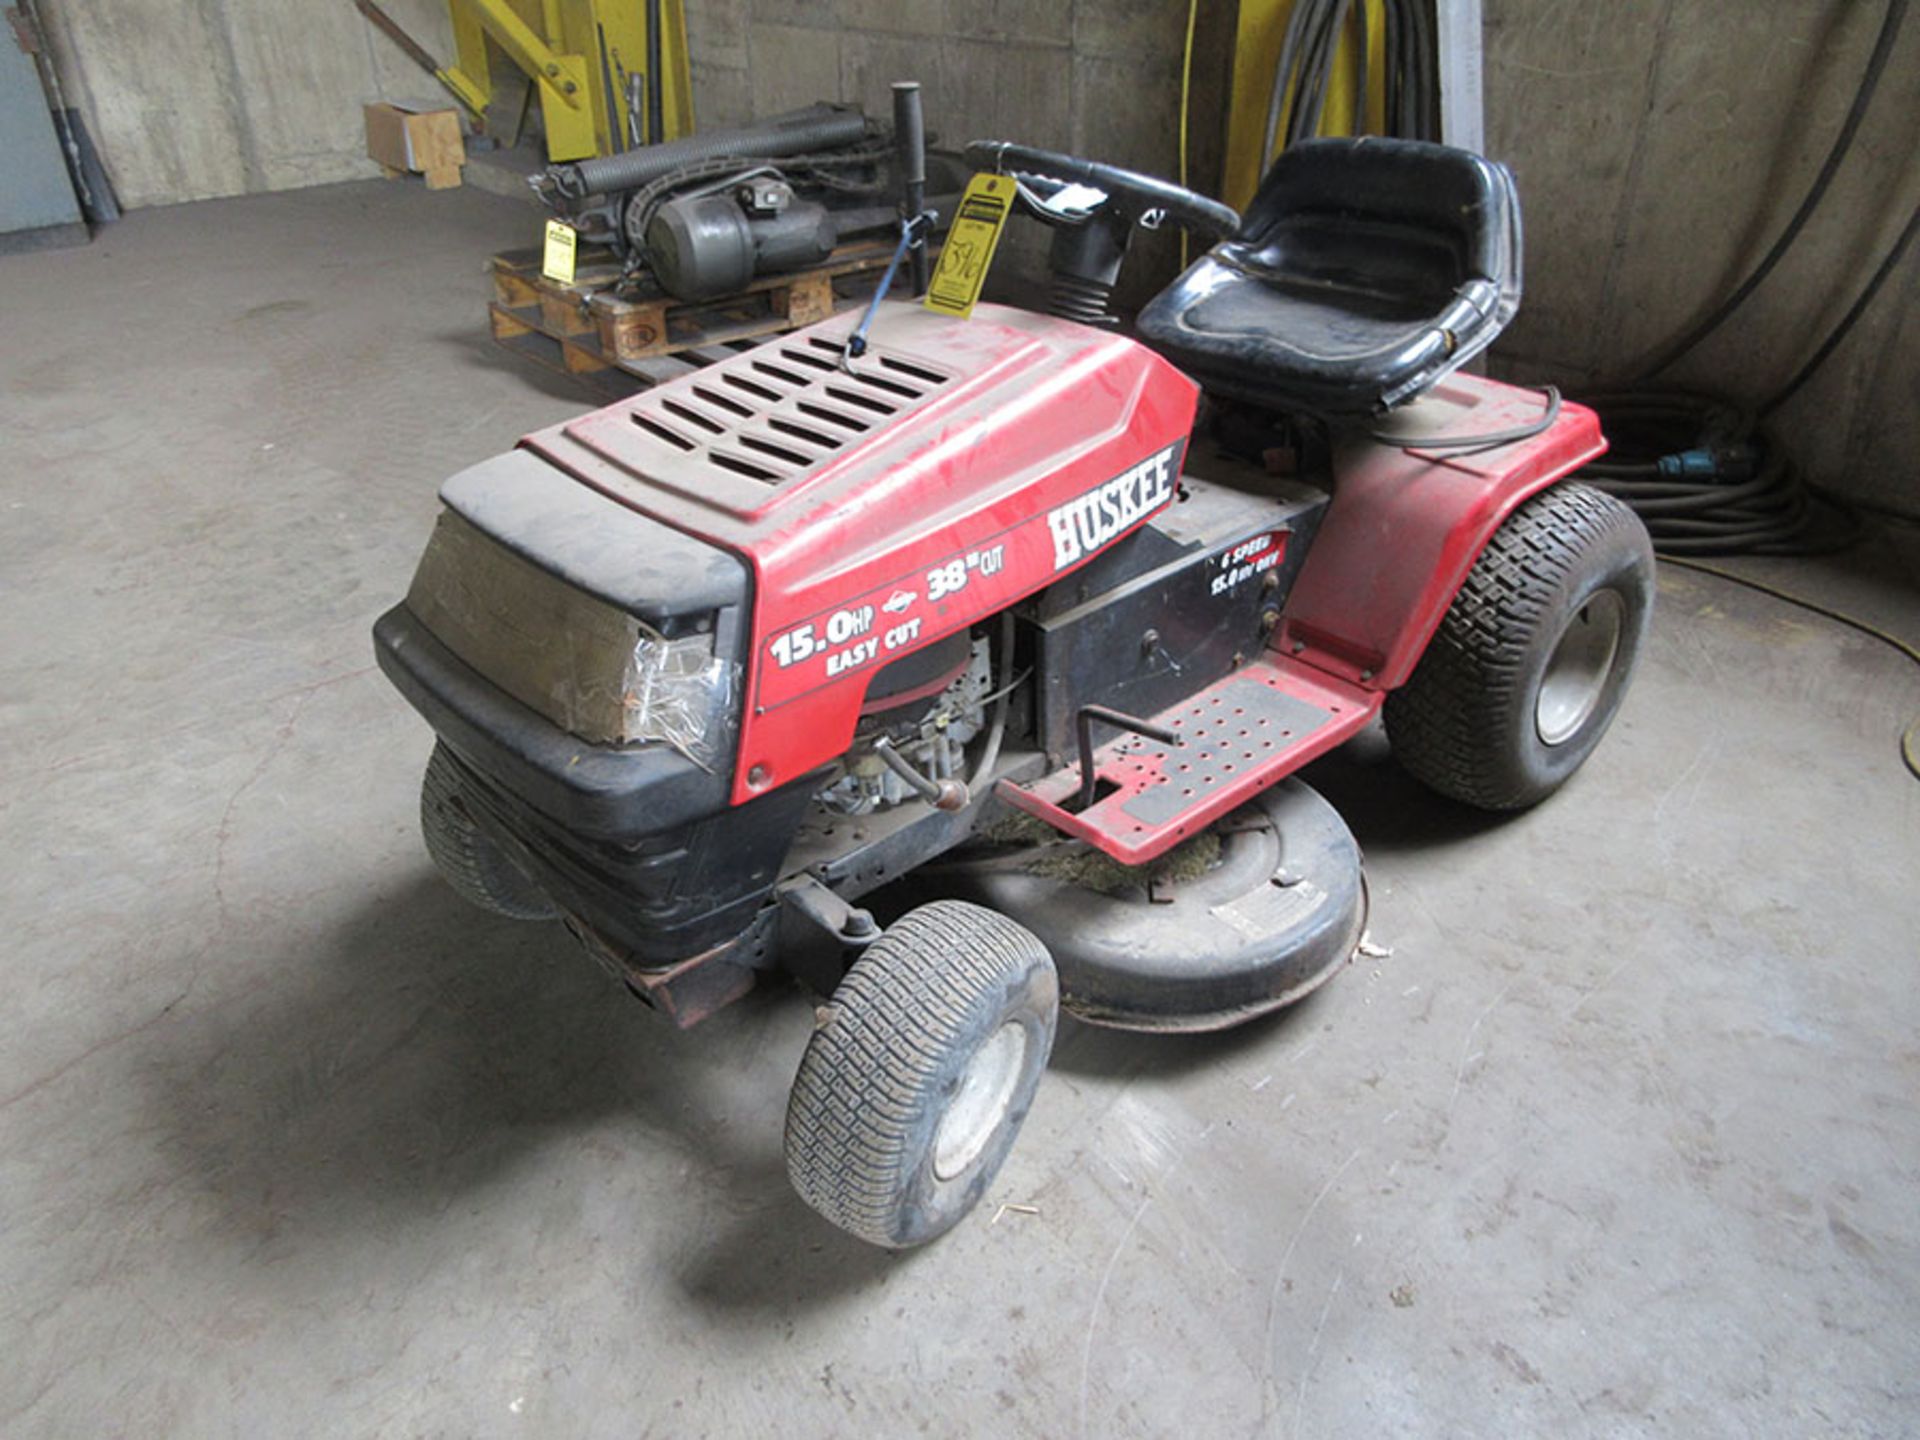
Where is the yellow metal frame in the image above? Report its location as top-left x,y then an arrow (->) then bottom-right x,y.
1222,0 -> 1388,210
444,0 -> 694,162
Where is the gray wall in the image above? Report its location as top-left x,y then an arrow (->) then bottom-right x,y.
689,0 -> 1919,511
1482,0 -> 1920,514
39,0 -> 458,206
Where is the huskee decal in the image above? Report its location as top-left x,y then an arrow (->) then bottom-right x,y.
1046,443 -> 1179,570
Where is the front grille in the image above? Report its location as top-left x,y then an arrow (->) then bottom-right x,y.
622,334 -> 954,487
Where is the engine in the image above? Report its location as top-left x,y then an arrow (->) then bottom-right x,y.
817,637 -> 994,815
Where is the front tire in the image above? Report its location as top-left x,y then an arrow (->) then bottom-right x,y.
420,742 -> 556,920
1385,482 -> 1654,810
785,901 -> 1058,1248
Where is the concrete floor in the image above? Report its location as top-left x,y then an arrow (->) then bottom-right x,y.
3,180 -> 1917,1438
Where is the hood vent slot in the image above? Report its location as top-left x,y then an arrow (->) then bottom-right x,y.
605,336 -> 955,493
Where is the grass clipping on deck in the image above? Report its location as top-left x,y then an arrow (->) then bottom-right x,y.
978,810 -> 1221,895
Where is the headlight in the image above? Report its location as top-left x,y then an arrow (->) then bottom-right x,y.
621,624 -> 734,771
405,511 -> 736,769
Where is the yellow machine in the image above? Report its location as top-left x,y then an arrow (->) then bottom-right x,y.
441,0 -> 694,161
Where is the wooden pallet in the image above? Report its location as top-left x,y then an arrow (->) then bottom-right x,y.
486,235 -> 928,396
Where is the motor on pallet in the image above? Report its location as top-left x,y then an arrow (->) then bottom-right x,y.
531,103 -> 891,268
644,172 -> 942,303
533,100 -> 962,303
643,174 -> 829,300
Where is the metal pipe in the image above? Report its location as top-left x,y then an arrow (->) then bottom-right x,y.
966,613 -> 1015,792
873,737 -> 969,812
645,0 -> 666,145
1075,705 -> 1183,810
891,82 -> 929,295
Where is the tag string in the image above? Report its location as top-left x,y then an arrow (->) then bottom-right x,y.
842,211 -> 933,373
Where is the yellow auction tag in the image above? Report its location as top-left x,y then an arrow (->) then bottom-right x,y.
541,219 -> 578,284
924,173 -> 1013,319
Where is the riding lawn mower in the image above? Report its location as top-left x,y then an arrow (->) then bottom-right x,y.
373,93 -> 1655,1248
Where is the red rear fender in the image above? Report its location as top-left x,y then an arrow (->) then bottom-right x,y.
1277,376 -> 1606,689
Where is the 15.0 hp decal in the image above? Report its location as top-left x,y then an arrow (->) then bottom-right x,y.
767,544 -> 1007,679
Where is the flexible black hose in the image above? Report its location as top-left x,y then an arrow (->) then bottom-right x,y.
1351,0 -> 1369,134
550,105 -> 869,199
1260,0 -> 1434,154
1575,391 -> 1860,554
1761,199 -> 1920,416
1376,387 -> 1562,454
1291,0 -> 1353,148
1635,0 -> 1907,379
1262,0 -> 1324,161
966,613 -> 1015,793
1382,0 -> 1433,141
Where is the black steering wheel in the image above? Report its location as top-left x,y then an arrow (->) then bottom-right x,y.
963,141 -> 1240,324
965,140 -> 1242,237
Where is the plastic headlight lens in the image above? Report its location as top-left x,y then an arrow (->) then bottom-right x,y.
621,624 -> 734,771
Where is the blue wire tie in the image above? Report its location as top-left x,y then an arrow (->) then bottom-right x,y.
843,213 -> 930,371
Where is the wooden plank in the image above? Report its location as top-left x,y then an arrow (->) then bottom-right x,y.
485,231 -> 938,398
493,269 -> 541,306
594,295 -> 671,361
560,332 -> 612,375
581,237 -> 939,363
488,303 -> 534,342
539,288 -> 595,338
487,305 -> 640,400
782,270 -> 834,327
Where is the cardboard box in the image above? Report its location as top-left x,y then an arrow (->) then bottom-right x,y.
364,102 -> 465,191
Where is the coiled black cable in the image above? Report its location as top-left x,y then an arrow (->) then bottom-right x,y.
1575,391 -> 1864,555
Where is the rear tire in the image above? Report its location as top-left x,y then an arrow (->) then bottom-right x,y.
420,742 -> 556,920
1385,482 -> 1654,810
785,901 -> 1058,1249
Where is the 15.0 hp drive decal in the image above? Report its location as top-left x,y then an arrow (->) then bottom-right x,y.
757,441 -> 1182,709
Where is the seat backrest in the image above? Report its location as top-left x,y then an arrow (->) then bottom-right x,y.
1135,138 -> 1523,415
1229,138 -> 1518,303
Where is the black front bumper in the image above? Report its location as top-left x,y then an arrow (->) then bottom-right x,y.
375,604 -> 725,839
375,604 -> 813,967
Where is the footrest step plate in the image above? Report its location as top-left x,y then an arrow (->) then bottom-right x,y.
998,654 -> 1378,864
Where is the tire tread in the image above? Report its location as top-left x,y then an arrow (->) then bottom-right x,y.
785,901 -> 1053,1247
1384,482 -> 1650,810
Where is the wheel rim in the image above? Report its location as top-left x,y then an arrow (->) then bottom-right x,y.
1535,588 -> 1625,746
933,1021 -> 1029,1180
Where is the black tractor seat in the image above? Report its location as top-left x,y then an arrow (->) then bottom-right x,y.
1136,137 -> 1522,416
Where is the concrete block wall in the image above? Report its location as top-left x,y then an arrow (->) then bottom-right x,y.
1481,0 -> 1920,515
40,0 -> 459,207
